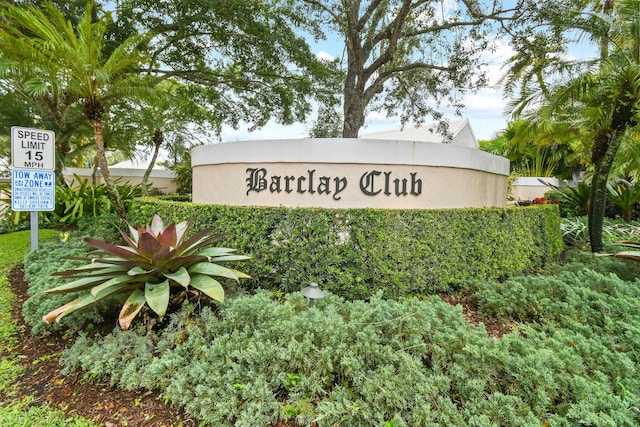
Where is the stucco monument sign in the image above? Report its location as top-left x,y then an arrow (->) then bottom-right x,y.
192,138 -> 509,209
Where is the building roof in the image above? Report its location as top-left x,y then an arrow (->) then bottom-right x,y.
360,118 -> 478,148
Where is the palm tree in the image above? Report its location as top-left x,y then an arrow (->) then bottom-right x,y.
506,0 -> 640,252
0,1 -> 150,217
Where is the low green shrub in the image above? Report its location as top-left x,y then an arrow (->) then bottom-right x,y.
127,199 -> 563,299
61,281 -> 640,426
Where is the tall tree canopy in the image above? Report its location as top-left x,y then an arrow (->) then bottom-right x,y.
115,0 -> 336,131
505,0 -> 640,252
299,0 -> 526,138
0,0 -> 335,204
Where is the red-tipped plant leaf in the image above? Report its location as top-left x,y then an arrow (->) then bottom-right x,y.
150,214 -> 165,237
117,224 -> 140,249
128,223 -> 140,244
157,223 -> 177,248
84,238 -> 148,263
42,275 -> 118,294
175,217 -> 195,243
152,246 -> 174,265
137,232 -> 162,259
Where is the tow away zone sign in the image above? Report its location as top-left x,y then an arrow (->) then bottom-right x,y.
11,169 -> 55,211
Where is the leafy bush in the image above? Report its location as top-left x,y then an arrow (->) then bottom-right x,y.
41,215 -> 251,330
127,199 -> 564,299
545,179 -> 591,217
53,175 -> 143,225
560,216 -> 640,248
61,276 -> 640,426
607,180 -> 640,222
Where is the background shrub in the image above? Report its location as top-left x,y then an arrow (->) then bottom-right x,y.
127,199 -> 563,299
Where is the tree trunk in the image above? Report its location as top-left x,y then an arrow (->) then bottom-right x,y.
92,118 -> 126,219
141,130 -> 163,196
588,132 -> 623,252
342,97 -> 365,138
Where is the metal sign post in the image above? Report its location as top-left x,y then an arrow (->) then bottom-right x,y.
10,126 -> 56,250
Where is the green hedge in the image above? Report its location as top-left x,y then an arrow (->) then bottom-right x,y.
127,199 -> 563,299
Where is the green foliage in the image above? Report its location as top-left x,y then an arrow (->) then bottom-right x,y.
22,238 -> 109,334
560,216 -> 640,248
61,258 -> 640,426
545,179 -> 591,217
127,199 -> 564,298
53,175 -> 142,225
41,214 -> 251,330
0,397 -> 96,427
607,179 -> 640,222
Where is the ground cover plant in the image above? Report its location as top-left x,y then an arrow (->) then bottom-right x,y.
5,214 -> 639,426
2,214 -> 639,425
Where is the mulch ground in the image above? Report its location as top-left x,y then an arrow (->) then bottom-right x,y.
2,266 -> 200,427
1,266 -> 512,426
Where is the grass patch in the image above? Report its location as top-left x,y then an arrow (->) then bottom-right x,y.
0,229 -> 93,426
0,397 -> 96,427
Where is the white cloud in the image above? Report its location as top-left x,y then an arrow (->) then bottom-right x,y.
316,50 -> 335,62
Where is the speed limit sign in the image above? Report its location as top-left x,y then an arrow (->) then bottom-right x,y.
11,126 -> 55,171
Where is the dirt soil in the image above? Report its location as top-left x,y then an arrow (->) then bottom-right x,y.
3,266 -> 199,427
1,266 -> 512,427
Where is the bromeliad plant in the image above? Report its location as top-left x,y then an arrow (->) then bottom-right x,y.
42,215 -> 251,330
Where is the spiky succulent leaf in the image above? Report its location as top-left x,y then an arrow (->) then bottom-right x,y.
156,223 -> 177,248
197,248 -> 236,257
209,255 -> 252,262
164,267 -> 191,288
127,224 -> 139,244
118,225 -> 140,249
137,232 -> 162,259
93,282 -> 135,300
43,275 -> 119,294
90,275 -> 135,298
145,280 -> 170,317
119,288 -> 146,330
175,218 -> 193,243
43,293 -> 97,324
190,274 -> 224,303
85,238 -> 148,263
174,228 -> 224,256
152,246 -> 174,265
149,214 -> 165,237
189,262 -> 242,281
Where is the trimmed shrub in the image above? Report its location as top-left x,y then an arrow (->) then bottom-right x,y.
127,199 -> 563,298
